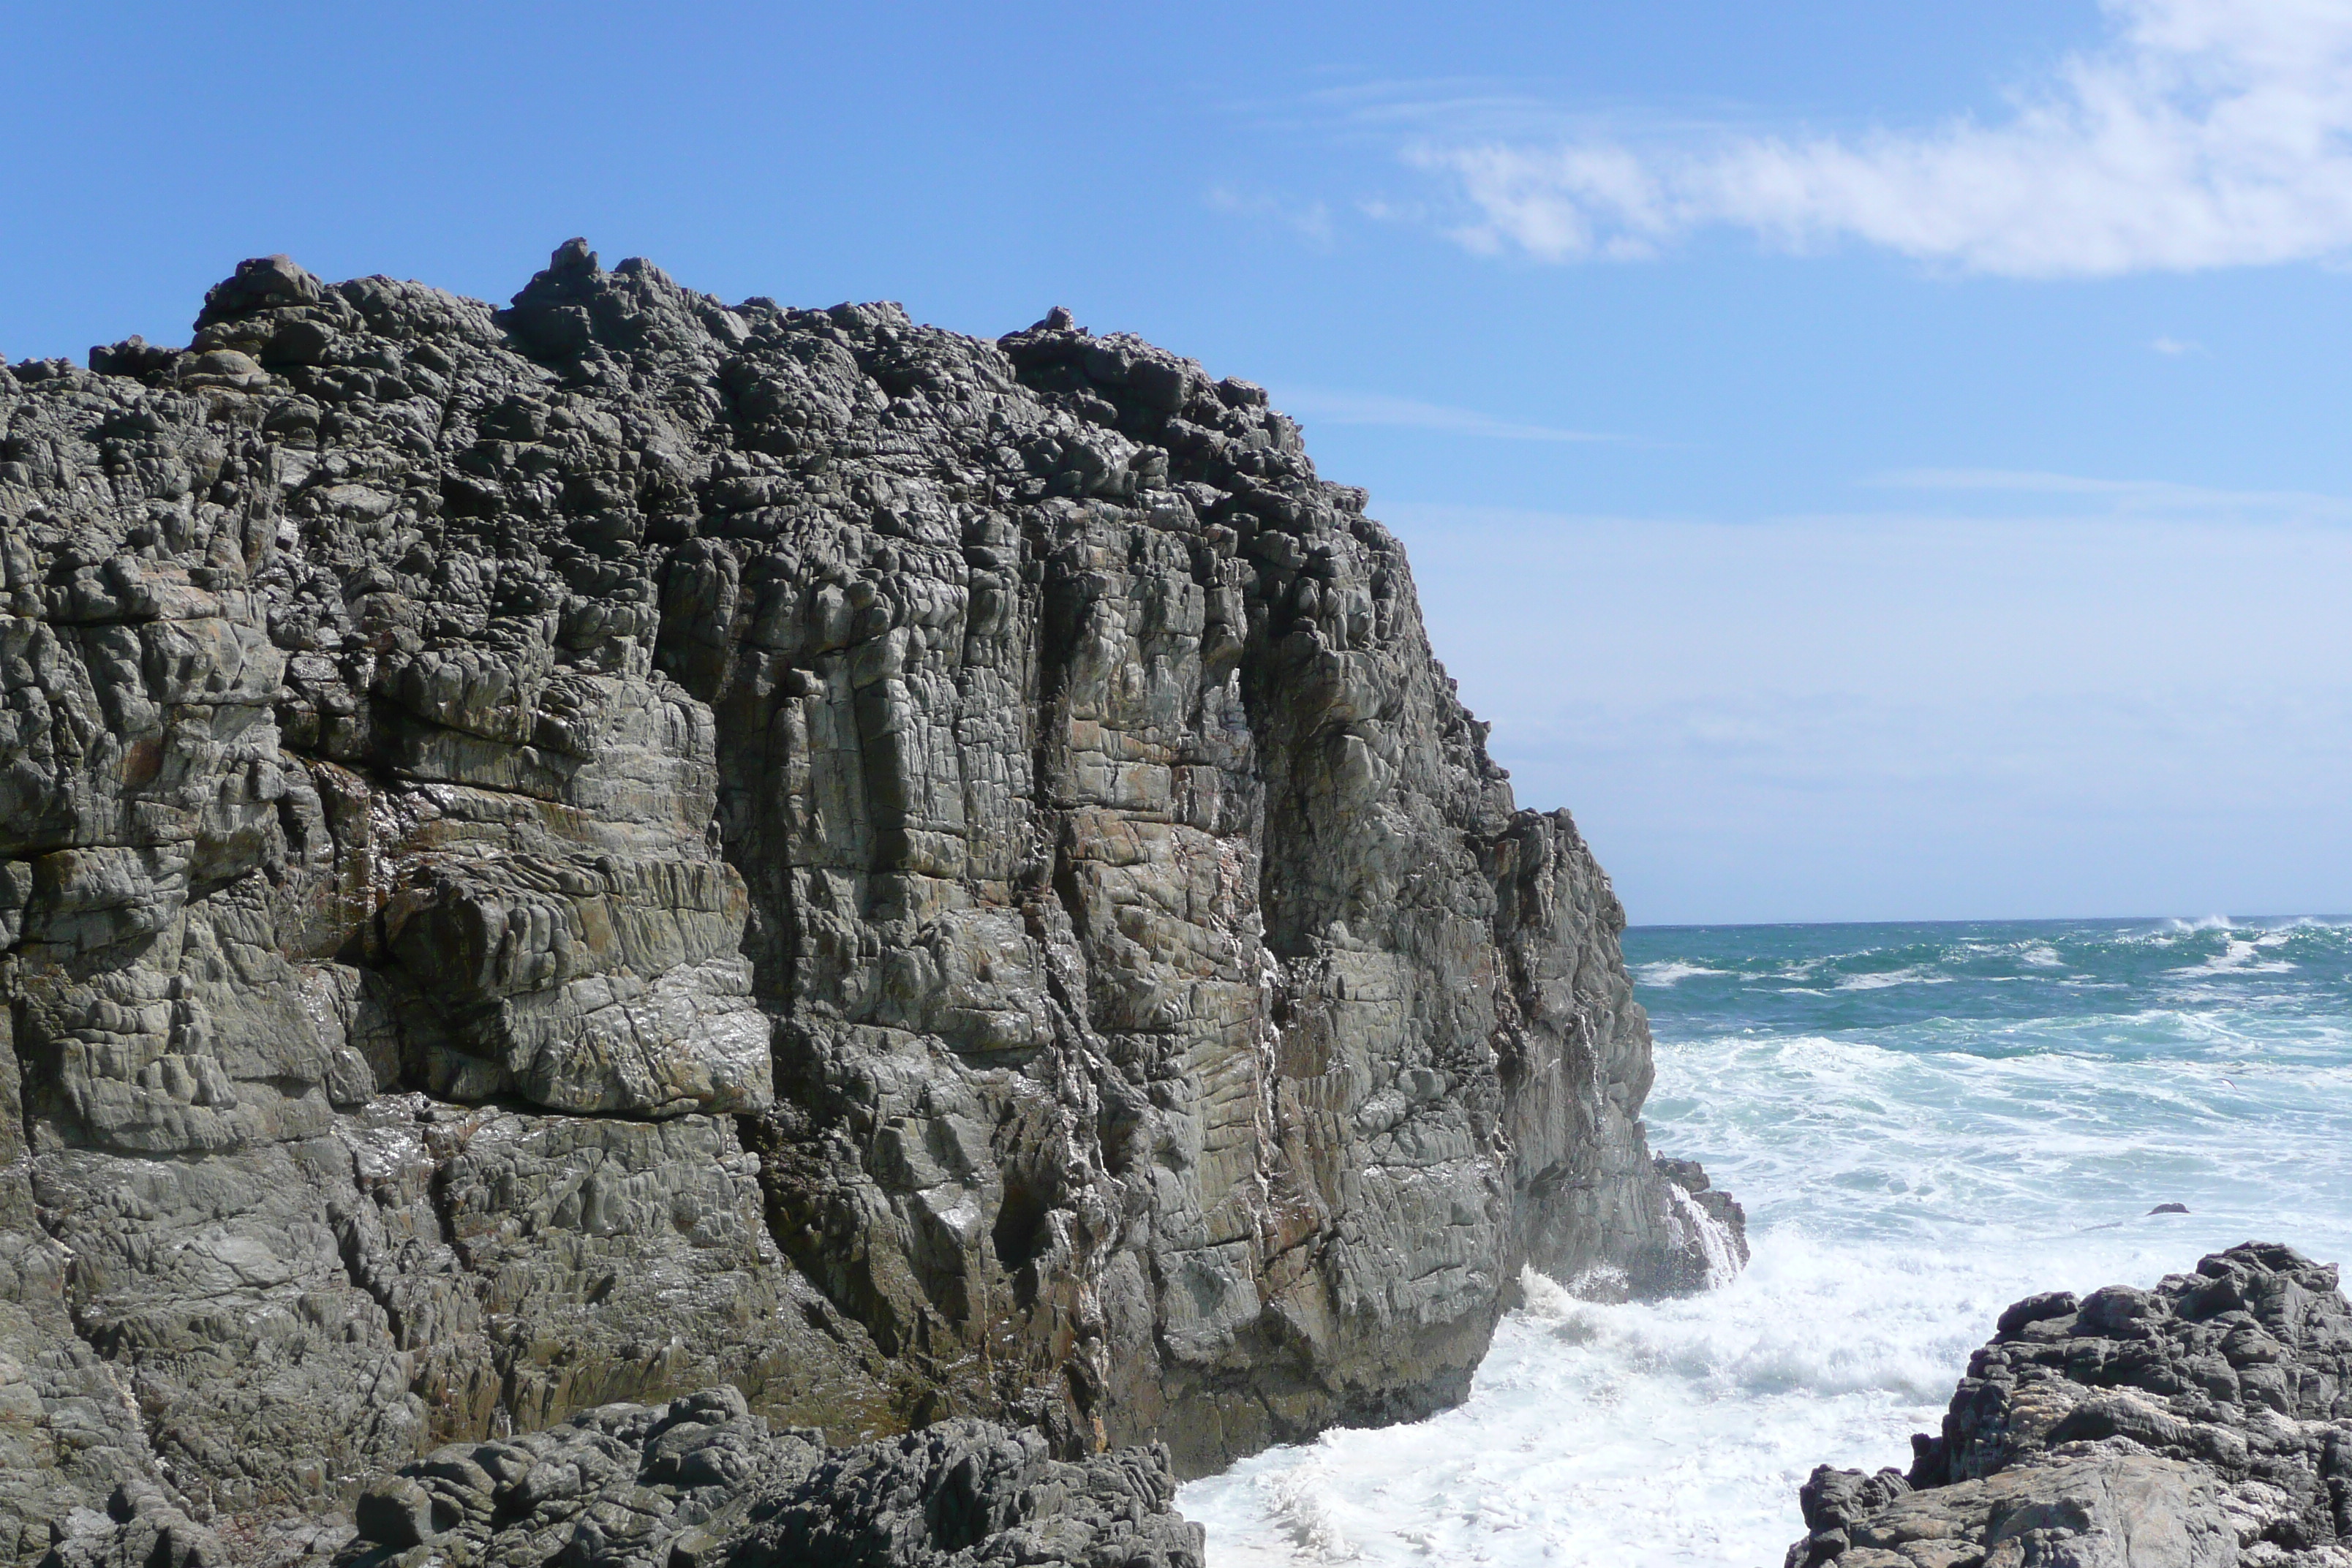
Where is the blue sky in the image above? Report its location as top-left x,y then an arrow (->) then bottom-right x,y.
5,1 -> 2349,923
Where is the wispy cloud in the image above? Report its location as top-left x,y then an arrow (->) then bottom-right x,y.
1402,0 -> 2352,276
1272,387 -> 1620,442
1290,76 -> 1760,146
1868,467 -> 2352,520
2150,336 -> 2201,355
1206,186 -> 1335,246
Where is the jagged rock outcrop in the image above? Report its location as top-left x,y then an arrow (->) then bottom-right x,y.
46,1386 -> 1204,1568
325,1386 -> 1199,1568
0,244 -> 1738,1555
1789,1243 -> 2352,1568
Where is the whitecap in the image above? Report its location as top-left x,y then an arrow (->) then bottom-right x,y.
1833,965 -> 1957,991
1637,961 -> 1731,987
2172,938 -> 2295,976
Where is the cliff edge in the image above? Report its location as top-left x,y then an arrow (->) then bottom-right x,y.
0,244 -> 1740,1555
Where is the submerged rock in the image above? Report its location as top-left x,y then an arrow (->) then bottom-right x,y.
0,244 -> 1736,1556
1788,1241 -> 2352,1568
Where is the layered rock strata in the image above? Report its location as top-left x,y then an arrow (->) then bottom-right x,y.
1790,1243 -> 2352,1568
0,243 -> 1738,1554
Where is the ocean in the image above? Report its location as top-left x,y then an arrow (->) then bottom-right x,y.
1179,916 -> 2352,1566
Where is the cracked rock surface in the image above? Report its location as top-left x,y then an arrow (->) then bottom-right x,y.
1790,1243 -> 2352,1568
0,244 -> 1740,1558
323,1385 -> 1202,1568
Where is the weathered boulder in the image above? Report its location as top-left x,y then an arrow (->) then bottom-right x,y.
0,244 -> 1736,1555
1789,1243 -> 2352,1568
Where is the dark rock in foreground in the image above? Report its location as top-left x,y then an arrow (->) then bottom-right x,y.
46,1387 -> 1200,1568
1789,1242 -> 2352,1568
0,244 -> 1740,1556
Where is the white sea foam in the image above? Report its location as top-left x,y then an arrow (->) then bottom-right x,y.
1638,961 -> 1732,987
2174,937 -> 2296,976
1832,965 -> 1956,990
1666,1183 -> 1744,1291
1183,926 -> 2352,1567
1183,1221 -> 2231,1567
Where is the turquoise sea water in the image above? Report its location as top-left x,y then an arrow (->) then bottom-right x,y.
1181,916 -> 2352,1565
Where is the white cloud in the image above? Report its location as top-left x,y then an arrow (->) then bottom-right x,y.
1271,386 -> 1618,442
1412,0 -> 2352,276
2150,335 -> 2201,354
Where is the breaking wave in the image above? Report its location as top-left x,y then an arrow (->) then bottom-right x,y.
1181,916 -> 2352,1566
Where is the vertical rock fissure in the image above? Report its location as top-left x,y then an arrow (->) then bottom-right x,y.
0,249 -> 1745,1542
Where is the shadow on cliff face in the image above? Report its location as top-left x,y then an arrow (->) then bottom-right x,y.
0,241 -> 1739,1550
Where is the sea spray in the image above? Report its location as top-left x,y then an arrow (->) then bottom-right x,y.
1182,916 -> 2352,1566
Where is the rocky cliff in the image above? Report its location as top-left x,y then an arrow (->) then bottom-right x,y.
1790,1243 -> 2352,1568
0,243 -> 1739,1556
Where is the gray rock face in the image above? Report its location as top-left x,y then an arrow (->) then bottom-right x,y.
0,244 -> 1737,1553
1790,1243 -> 2352,1568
